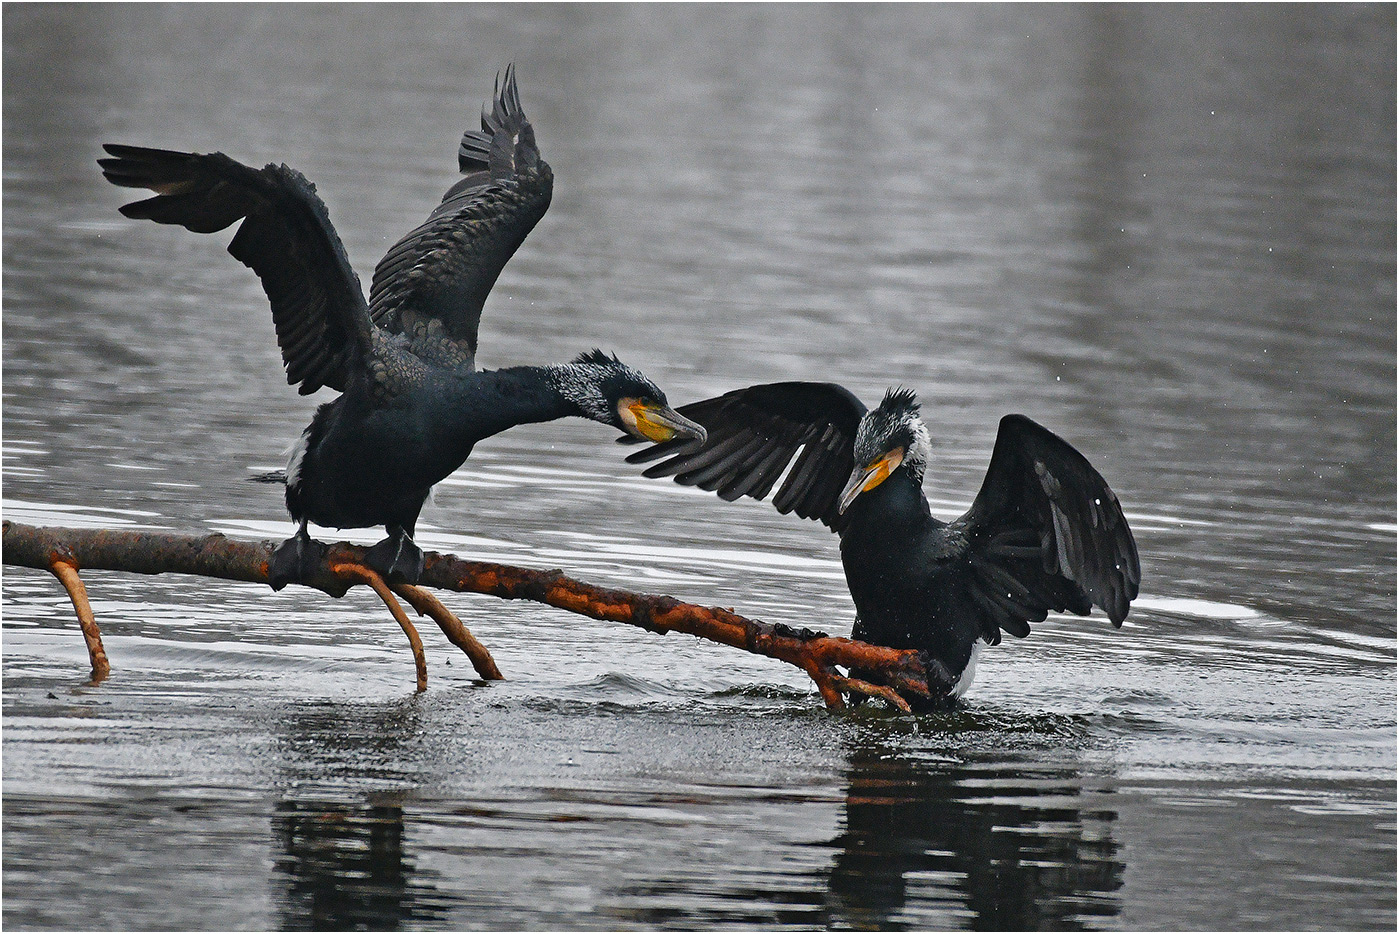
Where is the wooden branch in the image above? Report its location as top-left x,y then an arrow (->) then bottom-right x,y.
2,521 -> 933,710
48,558 -> 110,686
332,563 -> 429,692
392,582 -> 503,680
2,520 -> 499,686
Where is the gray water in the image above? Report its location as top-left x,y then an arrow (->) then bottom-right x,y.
3,4 -> 1394,930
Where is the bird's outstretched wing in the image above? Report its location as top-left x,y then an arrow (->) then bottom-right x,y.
99,144 -> 373,395
626,381 -> 868,531
952,414 -> 1140,641
368,64 -> 554,366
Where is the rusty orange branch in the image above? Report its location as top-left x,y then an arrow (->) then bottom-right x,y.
332,563 -> 428,692
3,520 -> 930,709
48,558 -> 110,684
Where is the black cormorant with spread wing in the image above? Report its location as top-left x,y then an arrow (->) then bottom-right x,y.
627,383 -> 1139,706
100,67 -> 703,588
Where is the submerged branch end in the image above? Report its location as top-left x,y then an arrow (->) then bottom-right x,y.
392,582 -> 503,681
331,563 -> 428,691
47,558 -> 110,684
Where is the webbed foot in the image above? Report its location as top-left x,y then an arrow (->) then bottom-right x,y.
365,532 -> 425,585
269,531 -> 326,591
916,654 -> 961,711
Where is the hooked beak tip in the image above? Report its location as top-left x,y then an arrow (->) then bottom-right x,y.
836,478 -> 862,516
648,406 -> 706,445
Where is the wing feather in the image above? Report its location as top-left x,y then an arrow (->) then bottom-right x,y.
367,64 -> 553,365
679,434 -> 770,490
955,415 -> 1140,631
771,439 -> 826,514
627,381 -> 867,531
99,144 -> 373,395
717,440 -> 792,501
644,430 -> 746,478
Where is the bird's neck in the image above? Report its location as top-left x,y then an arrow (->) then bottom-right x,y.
839,469 -> 933,548
453,365 -> 589,441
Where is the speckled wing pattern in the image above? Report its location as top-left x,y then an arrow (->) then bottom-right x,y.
367,64 -> 554,368
99,144 -> 375,395
952,414 -> 1141,640
626,382 -> 869,532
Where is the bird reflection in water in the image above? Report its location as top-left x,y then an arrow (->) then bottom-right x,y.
273,797 -> 451,931
270,700 -> 449,930
824,733 -> 1123,930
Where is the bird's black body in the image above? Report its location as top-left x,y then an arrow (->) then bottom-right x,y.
628,383 -> 1140,706
100,67 -> 703,587
286,367 -> 561,530
837,469 -> 986,682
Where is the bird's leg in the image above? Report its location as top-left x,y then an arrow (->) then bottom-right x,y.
364,524 -> 424,585
919,654 -> 960,707
268,520 -> 325,591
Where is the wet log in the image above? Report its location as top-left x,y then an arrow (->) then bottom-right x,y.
2,520 -> 931,710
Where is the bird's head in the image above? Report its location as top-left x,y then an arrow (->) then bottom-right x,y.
559,350 -> 707,444
838,387 -> 931,514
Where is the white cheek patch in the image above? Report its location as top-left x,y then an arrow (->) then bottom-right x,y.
617,399 -> 640,434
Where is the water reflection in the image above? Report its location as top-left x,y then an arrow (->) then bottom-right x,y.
272,698 -> 431,787
273,798 -> 448,930
269,700 -> 446,930
823,733 -> 1122,930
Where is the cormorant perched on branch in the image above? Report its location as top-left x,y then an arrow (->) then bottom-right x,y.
100,66 -> 704,588
626,382 -> 1139,706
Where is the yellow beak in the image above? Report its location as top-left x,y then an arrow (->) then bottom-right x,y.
837,447 -> 904,514
623,400 -> 708,445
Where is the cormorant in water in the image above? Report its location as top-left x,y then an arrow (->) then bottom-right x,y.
99,67 -> 704,588
626,383 -> 1139,706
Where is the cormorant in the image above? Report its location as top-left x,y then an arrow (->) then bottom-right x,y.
626,382 -> 1140,706
99,67 -> 704,588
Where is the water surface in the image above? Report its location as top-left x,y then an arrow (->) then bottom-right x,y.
3,5 -> 1394,930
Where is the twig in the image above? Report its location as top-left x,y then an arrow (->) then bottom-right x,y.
48,559 -> 110,685
332,563 -> 428,692
392,582 -> 503,680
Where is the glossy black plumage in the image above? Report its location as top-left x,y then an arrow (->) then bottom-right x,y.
99,145 -> 373,395
629,382 -> 867,530
629,382 -> 1141,705
100,67 -> 703,587
367,69 -> 551,360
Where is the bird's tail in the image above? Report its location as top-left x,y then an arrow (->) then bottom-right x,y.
458,62 -> 541,178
